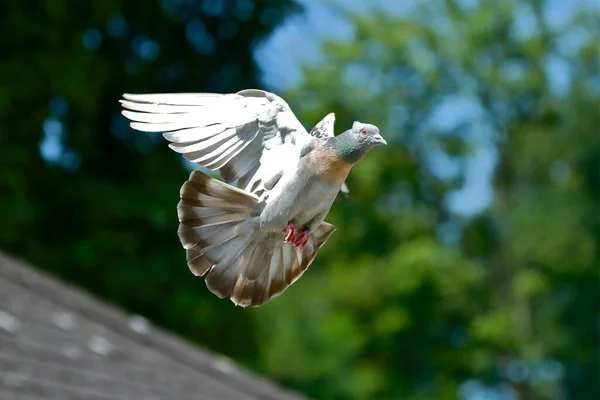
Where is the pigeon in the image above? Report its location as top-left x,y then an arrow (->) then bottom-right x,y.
120,89 -> 386,307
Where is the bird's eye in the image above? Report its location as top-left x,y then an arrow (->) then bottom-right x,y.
360,128 -> 368,136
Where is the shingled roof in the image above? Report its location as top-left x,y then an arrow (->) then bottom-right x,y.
0,251 -> 308,400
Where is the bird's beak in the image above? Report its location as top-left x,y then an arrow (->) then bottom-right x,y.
373,134 -> 387,145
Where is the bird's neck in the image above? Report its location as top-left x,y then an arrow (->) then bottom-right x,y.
330,131 -> 366,164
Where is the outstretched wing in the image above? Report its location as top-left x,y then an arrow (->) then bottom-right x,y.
309,112 -> 335,139
120,89 -> 310,191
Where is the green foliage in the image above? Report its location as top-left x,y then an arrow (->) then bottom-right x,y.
0,0 -> 300,367
249,1 -> 599,399
1,1 -> 598,400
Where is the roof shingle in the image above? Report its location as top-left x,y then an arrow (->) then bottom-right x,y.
0,251 -> 308,400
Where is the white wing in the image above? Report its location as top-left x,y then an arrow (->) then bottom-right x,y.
309,112 -> 335,138
120,89 -> 310,192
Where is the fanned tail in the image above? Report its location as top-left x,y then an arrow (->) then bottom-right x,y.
178,170 -> 337,307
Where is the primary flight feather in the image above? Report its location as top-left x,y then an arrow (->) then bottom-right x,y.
120,89 -> 386,307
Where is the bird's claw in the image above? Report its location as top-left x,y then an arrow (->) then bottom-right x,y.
282,221 -> 310,249
283,222 -> 297,243
293,230 -> 310,249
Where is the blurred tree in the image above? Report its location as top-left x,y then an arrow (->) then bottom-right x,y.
0,0 -> 300,365
1,0 -> 598,399
251,1 -> 600,399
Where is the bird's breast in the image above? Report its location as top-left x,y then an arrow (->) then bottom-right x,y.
307,145 -> 353,187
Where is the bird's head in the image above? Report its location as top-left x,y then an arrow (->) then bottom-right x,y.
350,121 -> 387,148
332,121 -> 386,164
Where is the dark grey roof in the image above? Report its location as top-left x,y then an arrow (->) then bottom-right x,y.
0,251 -> 308,400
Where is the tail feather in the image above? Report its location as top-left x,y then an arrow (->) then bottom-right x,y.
178,222 -> 239,249
244,239 -> 276,281
183,173 -> 256,206
177,212 -> 248,229
205,238 -> 253,298
179,185 -> 249,210
186,245 -> 213,276
177,170 -> 338,307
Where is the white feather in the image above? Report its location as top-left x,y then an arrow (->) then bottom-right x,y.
204,138 -> 252,170
168,129 -> 237,154
163,124 -> 229,143
121,89 -> 310,200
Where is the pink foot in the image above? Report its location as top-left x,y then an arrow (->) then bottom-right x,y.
292,230 -> 310,249
282,221 -> 297,243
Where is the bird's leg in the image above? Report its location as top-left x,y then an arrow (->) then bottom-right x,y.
282,221 -> 310,249
290,212 -> 325,250
282,221 -> 297,243
292,229 -> 310,250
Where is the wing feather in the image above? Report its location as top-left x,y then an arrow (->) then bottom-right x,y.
309,112 -> 336,139
120,90 -> 310,193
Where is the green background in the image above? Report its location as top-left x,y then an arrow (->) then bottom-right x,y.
1,1 -> 598,399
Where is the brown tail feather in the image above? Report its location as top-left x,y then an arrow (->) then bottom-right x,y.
177,170 -> 338,307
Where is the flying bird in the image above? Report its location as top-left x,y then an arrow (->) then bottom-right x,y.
120,89 -> 386,307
